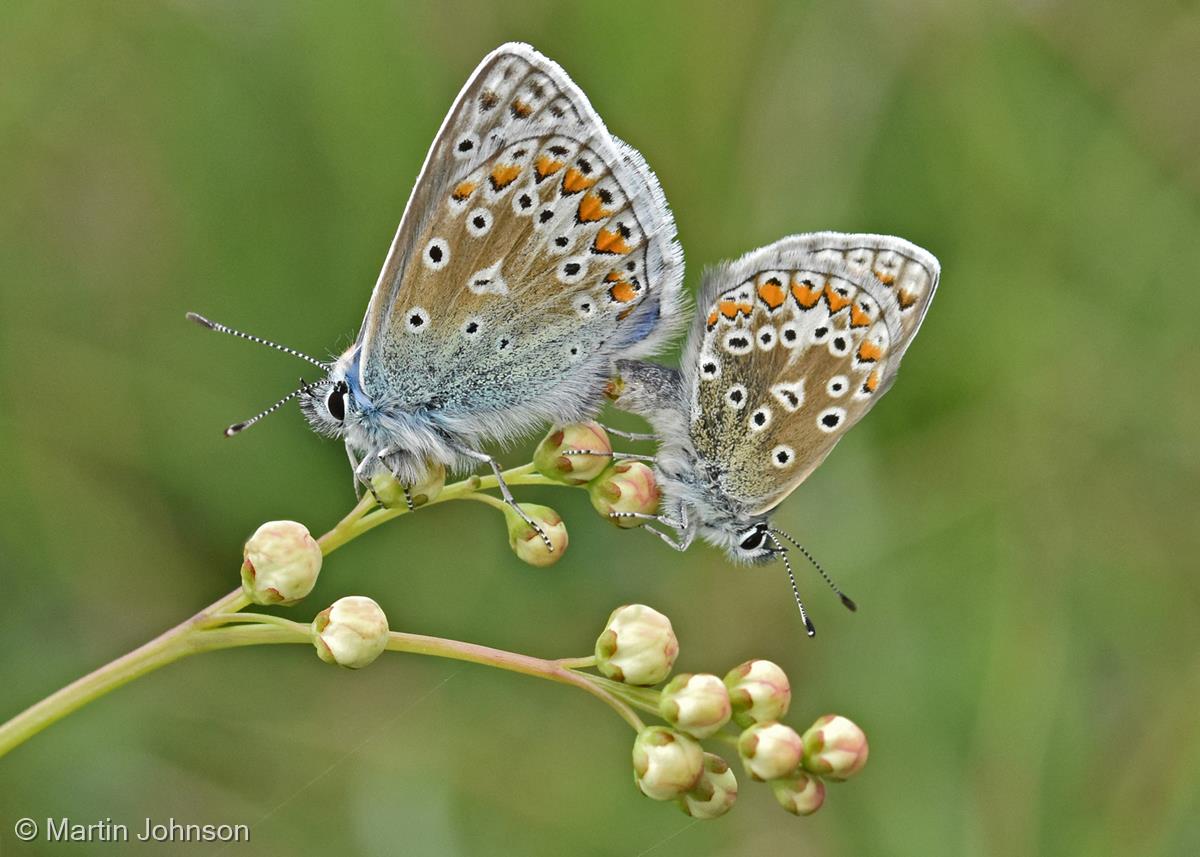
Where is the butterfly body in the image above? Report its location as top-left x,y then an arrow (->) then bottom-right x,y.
611,232 -> 939,569
289,43 -> 684,488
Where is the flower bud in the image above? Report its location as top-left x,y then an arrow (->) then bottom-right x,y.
771,770 -> 826,816
802,714 -> 869,781
503,503 -> 568,567
312,595 -> 389,669
588,461 -> 660,528
659,673 -> 732,739
677,753 -> 738,819
370,462 -> 445,509
595,604 -> 678,685
632,726 -> 703,800
240,520 -> 322,606
724,659 -> 791,728
533,422 -> 612,485
737,721 -> 804,781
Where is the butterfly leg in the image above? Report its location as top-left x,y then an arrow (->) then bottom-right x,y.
457,447 -> 554,552
345,442 -> 364,501
595,423 -> 659,442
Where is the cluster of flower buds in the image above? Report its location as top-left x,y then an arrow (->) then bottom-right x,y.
590,605 -> 868,819
497,423 -> 661,568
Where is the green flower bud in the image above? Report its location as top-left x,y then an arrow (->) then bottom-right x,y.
632,726 -> 704,800
240,520 -> 322,606
677,753 -> 738,819
771,770 -> 826,816
659,673 -> 732,739
370,462 -> 446,508
595,604 -> 678,685
802,714 -> 869,781
533,422 -> 612,485
588,461 -> 660,528
723,659 -> 791,728
737,721 -> 804,781
312,595 -> 389,669
503,503 -> 568,567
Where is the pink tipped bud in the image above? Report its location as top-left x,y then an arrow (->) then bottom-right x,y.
311,596 -> 389,669
587,461 -> 660,528
771,770 -> 826,816
723,659 -> 791,728
632,726 -> 704,801
677,753 -> 738,819
802,714 -> 869,781
737,721 -> 804,781
595,604 -> 679,685
503,503 -> 568,567
660,673 -> 732,739
241,520 -> 322,606
533,422 -> 613,485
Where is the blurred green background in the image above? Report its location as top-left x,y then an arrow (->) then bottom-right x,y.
2,0 -> 1197,854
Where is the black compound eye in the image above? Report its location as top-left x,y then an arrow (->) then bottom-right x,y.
739,530 -> 765,551
325,382 -> 348,422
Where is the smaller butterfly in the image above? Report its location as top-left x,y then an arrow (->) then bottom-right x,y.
608,232 -> 939,634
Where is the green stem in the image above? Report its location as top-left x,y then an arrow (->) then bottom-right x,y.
0,461 -> 629,758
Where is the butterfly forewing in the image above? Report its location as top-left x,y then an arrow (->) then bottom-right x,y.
685,233 -> 938,514
356,44 -> 682,422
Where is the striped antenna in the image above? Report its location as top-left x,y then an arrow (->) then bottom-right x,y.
766,531 -> 816,637
771,528 -> 857,612
186,312 -> 329,372
224,381 -> 316,437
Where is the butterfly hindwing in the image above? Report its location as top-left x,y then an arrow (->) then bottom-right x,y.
355,43 -> 683,433
685,233 -> 939,515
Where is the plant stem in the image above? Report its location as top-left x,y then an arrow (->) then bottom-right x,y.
0,462 -> 625,758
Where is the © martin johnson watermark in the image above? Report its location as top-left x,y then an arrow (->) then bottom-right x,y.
13,816 -> 250,844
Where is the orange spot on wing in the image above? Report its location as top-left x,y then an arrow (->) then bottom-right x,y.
876,272 -> 896,286
452,181 -> 477,201
511,99 -> 533,118
898,289 -> 918,309
850,303 -> 872,328
857,340 -> 883,363
577,192 -> 610,223
608,279 -> 638,303
706,311 -> 719,329
490,164 -> 521,190
719,300 -> 740,319
562,167 -> 598,194
535,155 -> 564,181
757,278 -> 786,310
863,370 -> 880,393
737,302 -> 754,317
824,284 -> 852,313
791,278 -> 822,309
593,228 -> 631,255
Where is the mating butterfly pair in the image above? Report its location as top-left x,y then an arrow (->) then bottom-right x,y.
191,43 -> 939,633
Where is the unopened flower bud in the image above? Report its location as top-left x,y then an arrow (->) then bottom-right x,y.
771,770 -> 826,816
533,422 -> 612,485
660,673 -> 732,738
241,520 -> 322,606
370,462 -> 445,509
724,659 -> 791,728
738,721 -> 804,781
503,503 -> 568,567
312,595 -> 389,669
802,715 -> 869,781
595,604 -> 678,685
632,726 -> 703,800
588,461 -> 660,528
677,753 -> 738,819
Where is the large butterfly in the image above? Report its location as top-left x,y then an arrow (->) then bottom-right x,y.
609,232 -> 939,632
191,43 -> 684,536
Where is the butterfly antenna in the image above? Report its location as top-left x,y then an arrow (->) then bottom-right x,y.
224,381 -> 315,437
771,528 -> 858,612
766,531 -> 816,637
186,312 -> 330,372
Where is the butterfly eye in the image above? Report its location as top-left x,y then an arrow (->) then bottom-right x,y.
739,530 -> 765,551
325,382 -> 348,423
